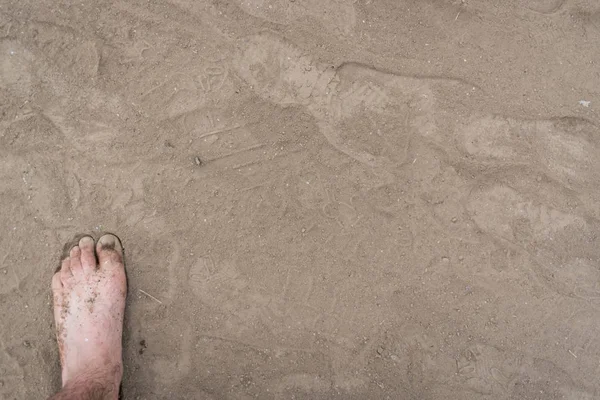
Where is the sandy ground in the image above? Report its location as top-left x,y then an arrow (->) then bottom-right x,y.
1,0 -> 600,398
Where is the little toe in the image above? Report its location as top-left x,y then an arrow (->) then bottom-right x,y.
78,236 -> 97,273
97,234 -> 124,270
60,258 -> 73,284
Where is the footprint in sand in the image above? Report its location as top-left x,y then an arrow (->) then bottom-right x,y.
234,32 -> 475,177
26,21 -> 100,81
520,0 -> 565,14
187,255 -> 392,380
0,39 -> 34,97
235,33 -> 600,194
188,256 -> 273,320
236,0 -> 357,36
459,116 -> 600,198
457,343 -> 585,397
0,343 -> 25,398
188,256 -> 246,310
466,180 -> 600,300
0,152 -> 72,223
151,325 -> 193,385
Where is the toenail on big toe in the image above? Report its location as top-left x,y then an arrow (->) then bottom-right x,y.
98,234 -> 123,253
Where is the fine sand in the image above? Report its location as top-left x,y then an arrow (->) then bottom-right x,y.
1,0 -> 600,398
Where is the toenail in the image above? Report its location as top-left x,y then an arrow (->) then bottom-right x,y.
99,235 -> 117,247
98,234 -> 123,253
80,236 -> 94,246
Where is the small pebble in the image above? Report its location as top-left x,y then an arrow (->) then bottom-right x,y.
194,156 -> 202,166
579,100 -> 591,107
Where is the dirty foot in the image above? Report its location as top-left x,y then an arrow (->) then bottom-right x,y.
51,234 -> 127,395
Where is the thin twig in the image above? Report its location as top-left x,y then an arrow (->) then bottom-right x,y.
205,143 -> 266,162
196,124 -> 241,139
139,289 -> 163,304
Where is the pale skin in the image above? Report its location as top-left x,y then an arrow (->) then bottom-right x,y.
49,234 -> 127,400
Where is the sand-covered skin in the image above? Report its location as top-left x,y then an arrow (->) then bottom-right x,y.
52,235 -> 126,395
1,0 -> 599,398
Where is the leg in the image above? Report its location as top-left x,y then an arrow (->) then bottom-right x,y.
49,234 -> 127,400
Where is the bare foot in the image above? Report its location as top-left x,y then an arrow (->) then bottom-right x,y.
51,234 -> 127,395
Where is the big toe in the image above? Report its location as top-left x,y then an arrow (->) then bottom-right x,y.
96,234 -> 124,270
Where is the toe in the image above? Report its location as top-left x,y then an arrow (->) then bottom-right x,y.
97,234 -> 124,270
78,236 -> 97,273
52,271 -> 63,295
69,246 -> 83,276
60,258 -> 73,284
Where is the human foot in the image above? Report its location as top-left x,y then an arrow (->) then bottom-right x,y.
51,234 -> 127,395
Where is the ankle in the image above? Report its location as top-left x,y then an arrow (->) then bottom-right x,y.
62,362 -> 122,394
52,368 -> 121,400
